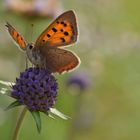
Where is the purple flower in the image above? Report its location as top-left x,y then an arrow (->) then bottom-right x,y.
11,67 -> 58,114
67,72 -> 91,92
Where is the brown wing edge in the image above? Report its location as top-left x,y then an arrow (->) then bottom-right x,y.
62,10 -> 78,44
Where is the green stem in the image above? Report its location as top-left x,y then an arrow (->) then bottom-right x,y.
12,107 -> 27,140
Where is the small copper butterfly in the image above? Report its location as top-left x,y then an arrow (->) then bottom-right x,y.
6,10 -> 80,74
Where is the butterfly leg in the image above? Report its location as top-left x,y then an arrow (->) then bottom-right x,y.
25,56 -> 29,69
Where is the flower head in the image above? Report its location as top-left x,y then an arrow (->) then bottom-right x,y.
11,67 -> 58,114
67,71 -> 91,92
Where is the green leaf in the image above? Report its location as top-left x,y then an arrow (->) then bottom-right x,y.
5,100 -> 21,111
49,108 -> 70,120
0,88 -> 12,96
0,80 -> 15,87
31,111 -> 41,133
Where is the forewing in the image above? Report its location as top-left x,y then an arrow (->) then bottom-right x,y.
6,22 -> 26,51
35,10 -> 78,48
42,48 -> 80,74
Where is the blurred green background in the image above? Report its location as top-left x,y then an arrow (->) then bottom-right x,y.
1,0 -> 140,140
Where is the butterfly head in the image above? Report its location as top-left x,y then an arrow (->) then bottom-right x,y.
27,43 -> 35,51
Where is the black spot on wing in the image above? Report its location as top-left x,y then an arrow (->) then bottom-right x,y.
52,27 -> 57,32
16,33 -> 19,37
61,21 -> 64,24
64,23 -> 67,27
47,34 -> 51,38
61,21 -> 67,27
64,31 -> 69,36
60,37 -> 65,43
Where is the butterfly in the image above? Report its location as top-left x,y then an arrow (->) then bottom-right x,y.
6,10 -> 80,74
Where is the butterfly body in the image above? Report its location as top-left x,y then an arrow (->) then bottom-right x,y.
26,43 -> 45,67
6,10 -> 80,74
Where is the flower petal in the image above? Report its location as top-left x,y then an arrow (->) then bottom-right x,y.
50,108 -> 70,120
0,80 -> 15,87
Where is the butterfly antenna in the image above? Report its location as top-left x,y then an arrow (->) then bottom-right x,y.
30,23 -> 34,43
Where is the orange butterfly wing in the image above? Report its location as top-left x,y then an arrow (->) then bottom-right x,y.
35,10 -> 78,48
6,22 -> 26,50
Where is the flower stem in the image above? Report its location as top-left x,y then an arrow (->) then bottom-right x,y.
12,107 -> 27,140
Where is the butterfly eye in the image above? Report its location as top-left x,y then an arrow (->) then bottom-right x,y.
29,45 -> 33,50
